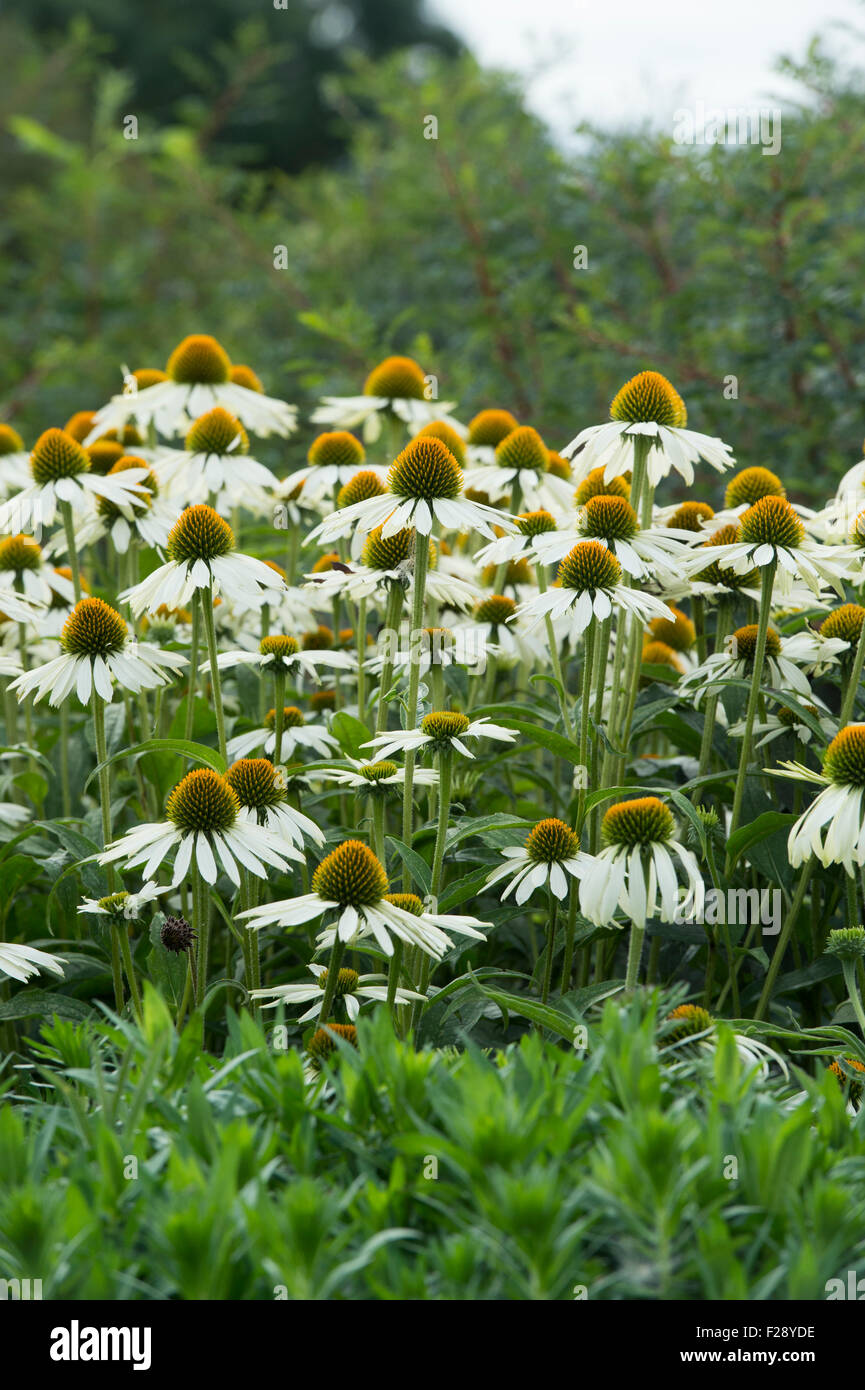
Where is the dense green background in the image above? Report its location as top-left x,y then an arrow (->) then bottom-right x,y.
3,8 -> 864,498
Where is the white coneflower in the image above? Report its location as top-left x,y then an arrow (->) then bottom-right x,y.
207,632 -> 355,684
782,727 -> 865,870
225,757 -> 324,850
518,540 -> 675,638
475,509 -> 559,566
464,426 -> 574,512
453,596 -> 547,667
0,424 -> 31,497
562,371 -> 734,488
364,709 -> 517,763
85,336 -> 297,440
311,355 -> 460,443
285,431 -> 386,502
306,525 -> 480,611
0,940 -> 66,984
661,1004 -> 787,1076
307,437 -> 515,545
0,428 -> 150,534
486,818 -> 587,904
240,841 -> 487,959
317,757 -> 438,792
682,496 -> 852,598
463,408 -> 521,465
77,882 -> 170,921
9,597 -> 186,706
100,767 -> 302,887
227,705 -> 338,761
121,504 -> 286,616
578,796 -> 704,931
728,697 -> 834,749
250,962 -> 424,1020
71,457 -> 174,554
0,533 -> 75,607
679,623 -> 814,704
531,494 -> 688,580
154,406 -> 279,505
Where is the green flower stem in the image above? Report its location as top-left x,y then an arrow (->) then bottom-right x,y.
371,796 -> 386,864
201,583 -> 227,763
61,500 -> 82,601
727,561 -> 776,858
753,856 -> 814,1021
184,594 -> 201,745
386,939 -> 404,1019
840,615 -> 865,727
625,920 -> 646,994
272,672 -> 286,764
375,583 -> 405,734
193,868 -> 211,1007
693,596 -> 707,664
535,566 -> 573,739
841,957 -> 865,1038
286,521 -> 299,585
600,611 -> 627,787
59,703 -> 71,817
575,619 -> 596,834
559,882 -> 579,993
116,920 -> 143,1022
400,537 -> 430,889
492,482 -> 522,594
430,748 -> 453,901
541,890 -> 559,1005
356,597 -> 368,721
704,833 -> 739,1014
317,936 -> 346,1022
92,694 -> 123,1013
693,598 -> 734,804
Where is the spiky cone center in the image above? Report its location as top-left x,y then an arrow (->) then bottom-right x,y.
307,1023 -> 359,1061
0,424 -> 25,455
664,1004 -> 714,1043
360,760 -> 400,785
265,706 -> 305,730
225,757 -> 286,810
648,605 -> 695,652
311,553 -> 341,575
642,640 -> 684,673
302,625 -> 334,651
259,634 -> 300,667
697,525 -> 756,589
97,457 -> 157,520
337,470 -> 385,508
317,966 -> 359,997
133,368 -> 169,390
420,710 -> 471,751
547,451 -> 571,481
86,440 -> 125,475
97,891 -> 130,918
525,817 -> 579,865
141,604 -> 190,639
724,466 -> 785,509
185,406 -> 249,457
389,437 -> 462,503
385,893 -> 424,916
30,428 -> 89,485
310,690 -> 335,713
602,796 -> 674,848
822,604 -> 865,644
161,914 -> 196,953
166,334 -> 231,385
609,371 -> 687,427
475,594 -> 517,627
738,495 -> 804,549
825,926 -> 865,961
516,509 -> 557,539
557,540 -> 622,592
669,500 -> 714,533
574,468 -> 631,506
312,840 -> 388,908
829,1056 -> 865,1106
229,364 -> 263,392
494,426 -> 548,475
579,495 -> 639,542
0,533 -> 41,573
481,557 -> 531,588
308,431 -> 365,469
50,566 -> 87,607
363,355 -> 427,400
467,409 -> 519,447
823,727 -> 865,788
167,505 -> 234,564
777,702 -> 818,729
166,768 -> 239,833
61,597 -> 128,658
731,623 -> 781,663
362,524 -> 431,573
416,420 -> 467,467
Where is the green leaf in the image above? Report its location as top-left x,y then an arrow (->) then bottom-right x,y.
331,712 -> 373,759
385,836 -> 431,895
0,990 -> 93,1022
726,811 -> 798,871
85,738 -> 225,791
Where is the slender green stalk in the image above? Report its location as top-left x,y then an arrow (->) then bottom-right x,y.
840,614 -> 865,726
841,957 -> 865,1038
624,920 -> 646,994
92,694 -> 123,1012
559,883 -> 579,993
541,892 -> 559,1005
375,583 -> 405,734
575,620 -> 596,834
201,584 -> 227,762
727,562 -> 776,857
193,869 -> 210,1007
356,597 -> 368,720
535,566 -> 573,738
317,936 -> 346,1021
400,538 -> 430,888
116,921 -> 142,1022
61,501 -> 82,601
693,598 -> 734,805
753,857 -> 813,1021
184,594 -> 201,745
272,672 -> 286,764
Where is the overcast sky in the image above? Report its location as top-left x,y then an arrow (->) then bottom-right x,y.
429,0 -> 865,138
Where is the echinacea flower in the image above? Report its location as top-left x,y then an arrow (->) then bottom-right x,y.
71,457 -> 174,553
77,882 -> 171,921
317,757 -> 438,793
227,705 -> 338,761
781,727 -> 865,870
9,597 -> 187,706
363,710 -> 517,763
250,962 -> 424,1020
311,355 -> 459,443
518,540 -> 676,638
682,495 -> 851,598
0,423 -> 31,496
0,940 -> 65,984
464,425 -> 574,512
285,431 -> 386,502
99,767 -> 302,886
578,796 -> 704,929
85,335 -> 297,440
679,623 -> 814,704
307,437 -> 515,545
562,371 -> 734,486
485,818 -> 588,904
305,524 -> 479,611
208,632 -> 355,684
728,697 -> 834,749
225,757 -> 324,849
121,504 -> 287,616
660,1004 -> 787,1075
240,842 -> 488,960
0,533 -> 75,607
0,428 -> 150,533
154,406 -> 279,505
531,494 -> 688,580
475,509 -> 559,566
